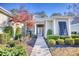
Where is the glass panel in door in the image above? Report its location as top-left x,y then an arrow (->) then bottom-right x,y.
37,27 -> 43,36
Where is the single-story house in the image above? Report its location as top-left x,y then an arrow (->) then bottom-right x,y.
0,7 -> 73,38
33,15 -> 72,37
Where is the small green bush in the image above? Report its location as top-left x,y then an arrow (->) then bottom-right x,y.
48,39 -> 56,46
71,32 -> 77,34
0,34 -> 4,44
0,34 -> 7,44
74,38 -> 79,45
47,29 -> 52,35
47,35 -> 53,39
47,35 -> 59,40
3,26 -> 13,37
65,38 -> 74,46
15,27 -> 22,40
71,34 -> 79,38
0,45 -> 27,56
7,41 -> 15,47
56,39 -> 64,45
59,36 -> 70,40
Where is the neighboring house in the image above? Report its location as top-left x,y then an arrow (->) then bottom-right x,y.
0,7 -> 73,37
71,16 -> 79,34
0,7 -> 12,33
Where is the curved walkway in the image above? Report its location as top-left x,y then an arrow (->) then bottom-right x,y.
30,36 -> 51,56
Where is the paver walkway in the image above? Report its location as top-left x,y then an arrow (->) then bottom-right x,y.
30,36 -> 51,56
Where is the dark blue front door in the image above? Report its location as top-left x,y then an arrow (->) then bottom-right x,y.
59,21 -> 68,35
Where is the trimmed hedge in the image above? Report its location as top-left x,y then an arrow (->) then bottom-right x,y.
74,38 -> 79,45
59,36 -> 70,40
47,29 -> 52,35
56,39 -> 64,45
71,32 -> 77,34
47,35 -> 70,40
65,38 -> 74,46
48,39 -> 56,46
47,35 -> 59,40
47,35 -> 79,46
71,34 -> 79,38
0,34 -> 8,44
0,34 -> 4,44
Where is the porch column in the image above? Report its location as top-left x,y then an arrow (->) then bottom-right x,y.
12,24 -> 16,39
53,19 -> 56,35
68,18 -> 71,36
24,25 -> 27,36
34,24 -> 37,35
45,20 -> 48,38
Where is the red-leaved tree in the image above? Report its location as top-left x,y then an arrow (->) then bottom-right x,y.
10,8 -> 35,38
11,9 -> 35,29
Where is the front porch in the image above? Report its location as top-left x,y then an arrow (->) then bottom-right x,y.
33,16 -> 72,38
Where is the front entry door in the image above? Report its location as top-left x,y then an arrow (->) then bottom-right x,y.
58,21 -> 68,35
37,24 -> 44,36
37,27 -> 43,36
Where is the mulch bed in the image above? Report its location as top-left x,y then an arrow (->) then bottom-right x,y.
50,47 -> 79,56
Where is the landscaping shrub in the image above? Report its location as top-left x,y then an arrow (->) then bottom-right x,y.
56,39 -> 64,45
47,35 -> 59,40
13,45 -> 27,56
59,36 -> 70,40
52,36 -> 60,40
0,34 -> 4,44
15,27 -> 22,40
7,41 -> 15,47
74,38 -> 79,45
0,45 -> 27,56
47,35 -> 53,39
71,32 -> 77,34
0,34 -> 8,44
3,26 -> 13,43
48,39 -> 56,46
3,26 -> 13,38
47,29 -> 52,35
71,34 -> 79,38
65,38 -> 74,46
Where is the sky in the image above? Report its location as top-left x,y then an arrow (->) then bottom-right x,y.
0,3 -> 71,16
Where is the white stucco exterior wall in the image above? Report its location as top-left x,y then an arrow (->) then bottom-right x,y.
44,20 -> 53,37
52,16 -> 72,36
0,13 -> 9,33
34,16 -> 72,37
0,13 -> 9,26
55,19 -> 69,35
